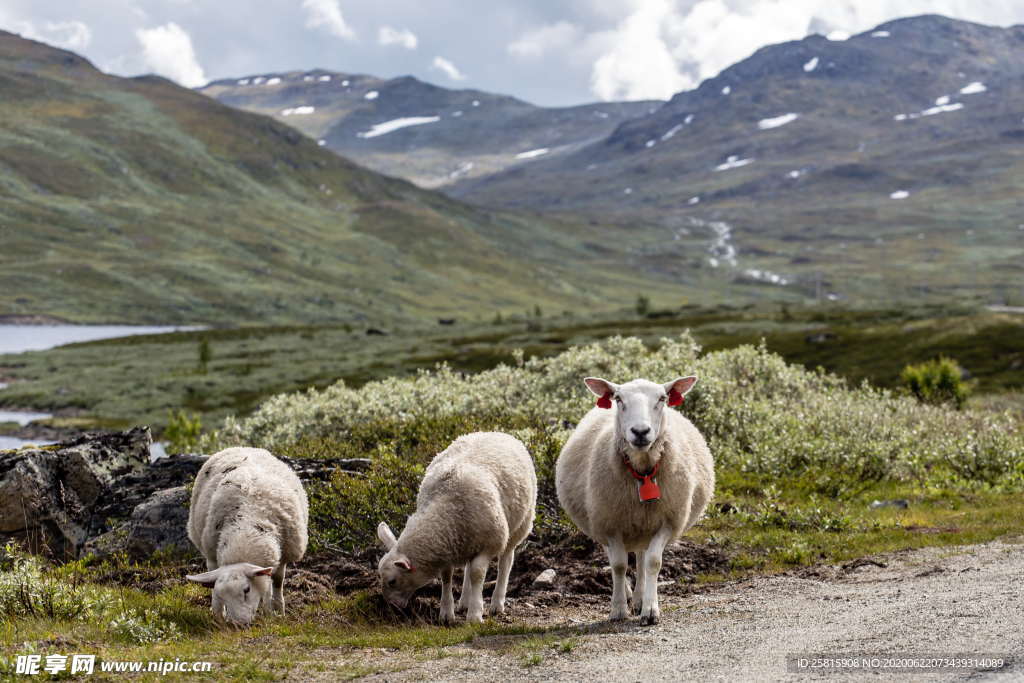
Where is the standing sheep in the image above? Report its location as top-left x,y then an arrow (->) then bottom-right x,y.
186,447 -> 309,627
377,432 -> 537,624
556,376 -> 714,625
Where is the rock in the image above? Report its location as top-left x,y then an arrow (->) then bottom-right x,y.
533,568 -> 557,588
85,486 -> 193,560
127,486 -> 192,558
869,499 -> 909,510
0,427 -> 151,557
2,429 -> 371,560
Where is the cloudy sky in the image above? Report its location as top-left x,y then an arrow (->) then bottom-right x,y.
2,1 -> 1024,106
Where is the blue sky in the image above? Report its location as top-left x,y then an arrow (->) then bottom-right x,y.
2,1 -> 1023,106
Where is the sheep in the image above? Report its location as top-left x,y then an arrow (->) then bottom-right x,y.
186,447 -> 308,627
376,431 -> 537,624
556,376 -> 714,626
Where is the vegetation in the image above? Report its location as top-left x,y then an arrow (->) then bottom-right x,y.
164,411 -> 203,453
901,356 -> 970,409
1,306 -> 1020,436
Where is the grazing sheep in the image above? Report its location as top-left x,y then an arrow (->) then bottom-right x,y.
377,432 -> 537,624
186,447 -> 308,626
556,376 -> 714,625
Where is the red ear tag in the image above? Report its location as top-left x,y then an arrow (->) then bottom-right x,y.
596,392 -> 613,409
638,475 -> 661,502
667,389 -> 683,407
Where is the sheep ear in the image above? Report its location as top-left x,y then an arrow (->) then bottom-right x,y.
377,522 -> 397,550
394,558 -> 414,572
584,377 -> 618,398
186,568 -> 223,588
244,564 -> 275,578
664,376 -> 697,406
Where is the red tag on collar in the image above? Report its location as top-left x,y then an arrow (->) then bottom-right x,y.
596,391 -> 613,409
638,475 -> 661,502
667,389 -> 683,407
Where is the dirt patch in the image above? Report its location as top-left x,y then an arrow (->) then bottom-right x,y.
507,534 -> 731,602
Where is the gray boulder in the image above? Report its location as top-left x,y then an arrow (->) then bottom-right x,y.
85,486 -> 194,560
0,427 -> 151,557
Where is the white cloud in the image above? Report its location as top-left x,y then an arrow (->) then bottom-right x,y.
431,55 -> 466,81
378,26 -> 417,49
508,21 -> 581,59
135,23 -> 207,88
586,0 -> 1024,102
301,0 -> 355,40
4,19 -> 92,51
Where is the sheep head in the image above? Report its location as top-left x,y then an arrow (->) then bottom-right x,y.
186,563 -> 273,627
376,522 -> 429,609
585,376 -> 697,452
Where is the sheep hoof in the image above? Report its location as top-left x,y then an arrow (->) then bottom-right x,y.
609,605 -> 629,622
440,610 -> 457,626
630,600 -> 643,616
487,601 -> 505,617
639,609 -> 660,626
466,612 -> 484,624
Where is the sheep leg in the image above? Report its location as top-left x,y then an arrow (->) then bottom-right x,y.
271,563 -> 286,615
639,526 -> 673,626
456,562 -> 472,612
488,549 -> 515,617
439,565 -> 456,625
606,537 -> 629,621
465,554 -> 490,623
632,550 -> 646,615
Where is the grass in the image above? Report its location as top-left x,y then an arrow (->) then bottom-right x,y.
1,305 -> 1020,435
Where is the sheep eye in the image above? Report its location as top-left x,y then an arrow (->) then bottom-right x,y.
243,586 -> 250,595
387,578 -> 396,586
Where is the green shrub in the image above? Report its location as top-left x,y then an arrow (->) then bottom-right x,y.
901,357 -> 970,409
636,294 -> 650,316
165,410 -> 203,453
207,335 -> 1024,502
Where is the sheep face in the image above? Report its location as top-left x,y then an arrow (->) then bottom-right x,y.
585,376 -> 697,451
376,522 -> 429,608
186,563 -> 273,626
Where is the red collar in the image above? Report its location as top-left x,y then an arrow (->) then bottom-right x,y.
622,452 -> 662,502
622,452 -> 658,480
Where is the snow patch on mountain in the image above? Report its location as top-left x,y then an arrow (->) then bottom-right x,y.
357,116 -> 440,138
758,113 -> 799,130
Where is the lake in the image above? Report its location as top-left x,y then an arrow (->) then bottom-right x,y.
0,409 -> 53,425
0,324 -> 200,354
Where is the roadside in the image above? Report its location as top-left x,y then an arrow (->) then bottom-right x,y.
308,539 -> 1023,681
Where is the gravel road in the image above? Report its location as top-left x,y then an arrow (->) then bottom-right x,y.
357,539 -> 1023,681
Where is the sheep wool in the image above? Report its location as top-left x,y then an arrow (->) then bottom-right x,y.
377,432 -> 537,624
187,447 -> 308,626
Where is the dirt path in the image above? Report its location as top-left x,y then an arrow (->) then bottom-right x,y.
351,539 -> 1024,681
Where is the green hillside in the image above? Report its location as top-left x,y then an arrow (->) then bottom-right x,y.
0,32 -> 674,325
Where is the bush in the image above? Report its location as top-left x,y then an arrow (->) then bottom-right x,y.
901,357 -> 970,409
207,335 -> 1024,498
165,410 -> 202,453
636,294 -> 650,316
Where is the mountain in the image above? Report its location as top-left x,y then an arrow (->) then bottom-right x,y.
0,32 -> 677,325
199,73 -> 657,188
445,15 -> 1024,304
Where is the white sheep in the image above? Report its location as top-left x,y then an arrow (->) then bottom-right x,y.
186,447 -> 309,626
556,376 -> 714,625
376,432 -> 537,624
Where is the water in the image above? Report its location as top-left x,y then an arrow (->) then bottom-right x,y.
0,435 -> 56,450
0,409 -> 53,425
0,325 -> 201,354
